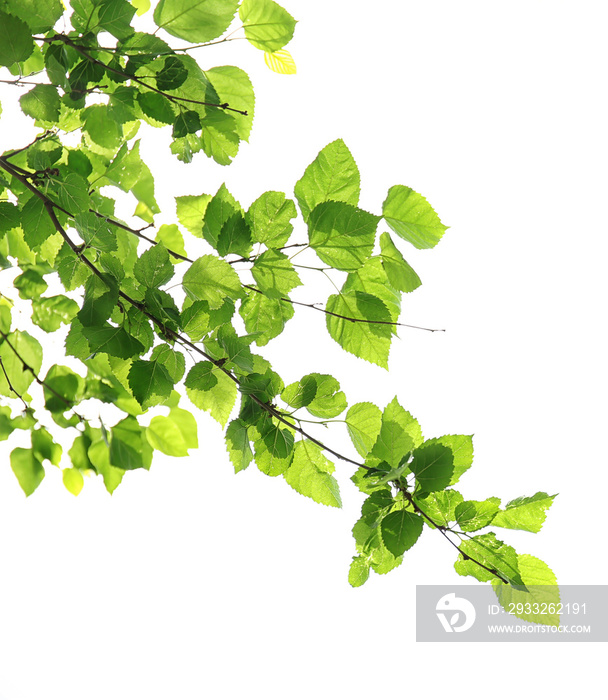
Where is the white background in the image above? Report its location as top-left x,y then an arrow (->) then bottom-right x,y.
1,1 -> 607,698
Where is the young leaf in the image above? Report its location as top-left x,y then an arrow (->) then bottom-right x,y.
345,402 -> 383,458
264,49 -> 296,75
348,556 -> 370,587
294,139 -> 360,222
371,397 -> 421,468
176,193 -> 212,238
382,185 -> 448,249
146,411 -> 197,457
62,468 -> 84,496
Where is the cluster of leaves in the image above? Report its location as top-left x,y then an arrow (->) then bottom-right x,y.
0,0 -> 557,611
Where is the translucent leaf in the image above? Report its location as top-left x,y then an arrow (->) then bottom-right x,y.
81,324 -> 144,360
493,554 -> 560,626
239,291 -> 294,345
149,344 -> 185,382
31,427 -> 62,466
491,492 -> 557,533
379,232 -> 421,293
382,185 -> 448,249
284,440 -> 341,507
304,373 -> 346,418
201,184 -> 240,249
43,364 -> 85,413
63,468 -> 84,496
19,84 -> 60,122
182,254 -> 242,308
454,533 -> 524,587
264,49 -> 296,75
153,0 -> 239,43
281,375 -> 317,409
185,361 -> 237,427
225,418 -> 253,473
326,291 -> 392,368
156,224 -> 188,261
342,257 -> 401,325
294,139 -> 360,222
0,330 -> 42,397
10,447 -> 44,496
199,108 -> 240,165
206,66 -> 254,141
175,193 -> 212,238
348,556 -> 370,587
147,415 -> 191,457
372,397 -> 420,468
246,191 -> 296,247
20,196 -> 55,248
3,0 -> 63,34
0,11 -> 34,67
455,498 -> 501,532
77,274 -> 119,328
380,510 -> 424,557
216,213 -> 252,257
239,0 -> 296,51
251,250 -> 301,299
110,416 -> 153,470
308,201 -> 379,272
345,402 -> 382,458
133,243 -> 174,288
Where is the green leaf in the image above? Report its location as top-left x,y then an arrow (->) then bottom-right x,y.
149,344 -> 185,382
246,191 -> 296,247
185,361 -> 236,427
155,55 -> 188,91
382,185 -> 448,249
455,498 -> 501,532
77,273 -> 119,328
0,330 -> 42,397
371,397 -> 420,468
182,254 -> 243,309
0,11 -> 34,67
88,435 -> 125,493
342,257 -> 401,325
96,0 -> 136,40
281,375 -> 317,409
2,0 -> 63,34
19,84 -> 61,122
146,413 -> 196,457
345,402 -> 383,458
172,109 -> 201,138
200,184 -> 240,248
216,213 -> 252,257
294,139 -> 360,222
251,249 -> 301,299
308,201 -> 379,271
83,104 -> 123,149
380,510 -> 424,557
422,434 -> 474,486
10,447 -> 44,496
454,533 -> 524,587
199,109 -> 240,165
62,468 -> 85,496
43,364 -> 85,413
110,415 -> 153,470
252,427 -> 293,476
414,490 -> 464,528
137,90 -> 176,124
74,212 -> 117,253
156,224 -> 187,261
239,0 -> 296,51
284,440 -> 341,507
176,193 -> 212,238
410,441 -> 454,493
20,196 -> 55,248
0,202 -> 20,232
134,243 -> 174,288
216,324 -> 255,373
206,65 -> 254,141
492,554 -> 560,625
239,290 -> 294,345
491,492 -> 557,533
326,291 -> 392,368
348,556 -> 370,587
225,418 -> 253,473
379,232 -> 421,293
80,324 -> 145,360
153,0 -> 239,43
264,48 -> 296,75
14,268 -> 48,300
128,359 -> 174,409
53,173 -> 90,214
305,373 -> 346,418
31,427 -> 62,465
